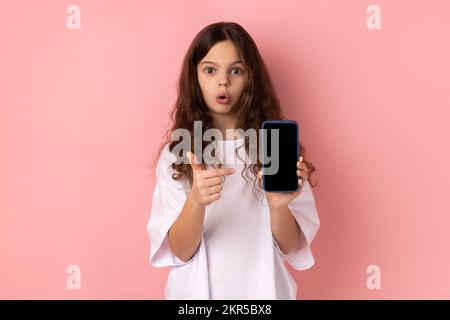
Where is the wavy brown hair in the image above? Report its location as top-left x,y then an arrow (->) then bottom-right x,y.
152,21 -> 317,201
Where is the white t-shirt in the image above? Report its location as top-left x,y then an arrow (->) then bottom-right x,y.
146,138 -> 320,299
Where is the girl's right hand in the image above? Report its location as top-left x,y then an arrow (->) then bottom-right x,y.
186,151 -> 235,207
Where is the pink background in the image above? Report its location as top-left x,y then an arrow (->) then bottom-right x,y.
1,0 -> 450,299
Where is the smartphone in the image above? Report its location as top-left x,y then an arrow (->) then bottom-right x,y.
261,120 -> 300,192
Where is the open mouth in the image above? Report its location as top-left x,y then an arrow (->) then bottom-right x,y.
216,96 -> 231,104
216,92 -> 231,104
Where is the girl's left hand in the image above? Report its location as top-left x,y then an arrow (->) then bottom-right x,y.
257,156 -> 309,210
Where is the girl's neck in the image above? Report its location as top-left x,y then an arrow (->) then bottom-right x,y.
212,113 -> 237,140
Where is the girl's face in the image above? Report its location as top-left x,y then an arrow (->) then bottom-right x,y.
197,40 -> 247,116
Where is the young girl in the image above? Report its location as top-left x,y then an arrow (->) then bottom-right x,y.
147,22 -> 320,300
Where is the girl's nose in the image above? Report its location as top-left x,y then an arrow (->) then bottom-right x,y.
218,79 -> 229,87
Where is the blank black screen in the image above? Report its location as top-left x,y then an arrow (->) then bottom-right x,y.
261,121 -> 299,192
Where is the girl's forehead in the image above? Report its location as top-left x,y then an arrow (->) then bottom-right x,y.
199,59 -> 244,67
200,41 -> 243,64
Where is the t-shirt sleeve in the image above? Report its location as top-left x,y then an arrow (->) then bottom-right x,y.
146,143 -> 194,267
273,180 -> 320,270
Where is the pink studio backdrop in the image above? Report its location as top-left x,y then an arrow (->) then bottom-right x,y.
1,0 -> 450,299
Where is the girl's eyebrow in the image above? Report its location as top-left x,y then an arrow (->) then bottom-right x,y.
199,60 -> 244,66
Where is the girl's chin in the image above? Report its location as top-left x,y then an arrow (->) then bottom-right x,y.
210,109 -> 234,116
209,104 -> 235,114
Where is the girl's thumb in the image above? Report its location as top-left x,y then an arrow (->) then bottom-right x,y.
187,151 -> 205,171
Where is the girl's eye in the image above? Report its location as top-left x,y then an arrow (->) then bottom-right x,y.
231,68 -> 242,75
203,67 -> 244,75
